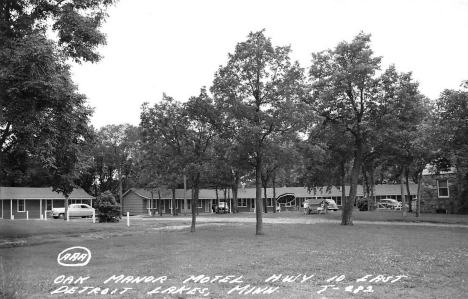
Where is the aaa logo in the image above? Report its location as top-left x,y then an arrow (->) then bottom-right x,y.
57,246 -> 91,267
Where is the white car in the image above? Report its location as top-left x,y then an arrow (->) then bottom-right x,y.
215,202 -> 230,213
319,199 -> 338,211
378,199 -> 400,210
52,204 -> 95,219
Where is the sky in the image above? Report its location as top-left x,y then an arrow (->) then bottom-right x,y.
70,0 -> 468,129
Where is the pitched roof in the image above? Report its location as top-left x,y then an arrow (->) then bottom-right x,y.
127,184 -> 418,200
0,187 -> 93,200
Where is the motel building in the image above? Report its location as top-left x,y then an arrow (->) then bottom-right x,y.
122,184 -> 418,216
0,187 -> 93,220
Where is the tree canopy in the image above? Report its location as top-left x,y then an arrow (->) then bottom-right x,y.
0,0 -> 115,195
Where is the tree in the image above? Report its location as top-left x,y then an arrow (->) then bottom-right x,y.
308,32 -> 381,225
1,0 -> 115,196
373,66 -> 431,216
140,89 -> 218,232
211,30 -> 305,235
300,121 -> 354,207
97,124 -> 139,218
433,83 -> 468,213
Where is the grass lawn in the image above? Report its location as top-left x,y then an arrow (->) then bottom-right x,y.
1,212 -> 468,299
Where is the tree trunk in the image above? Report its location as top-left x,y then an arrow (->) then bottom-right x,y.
118,165 -> 123,218
400,172 -> 407,217
341,161 -> 346,209
362,163 -> 371,211
370,167 -> 375,211
255,155 -> 263,235
64,196 -> 69,221
232,171 -> 240,213
263,185 -> 268,213
215,187 -> 219,213
191,173 -> 200,232
223,188 -> 227,214
342,141 -> 363,225
183,175 -> 187,216
172,188 -> 177,216
151,190 -> 155,217
158,190 -> 162,216
405,168 -> 412,213
416,171 -> 422,217
272,173 -> 277,213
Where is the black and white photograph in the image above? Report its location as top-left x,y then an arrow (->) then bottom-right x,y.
1,0 -> 468,298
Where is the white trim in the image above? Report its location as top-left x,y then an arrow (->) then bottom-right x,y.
17,199 -> 25,212
169,199 -> 179,209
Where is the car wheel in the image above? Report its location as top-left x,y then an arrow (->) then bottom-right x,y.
58,213 -> 64,219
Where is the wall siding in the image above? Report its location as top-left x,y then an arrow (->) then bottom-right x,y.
124,191 -> 147,216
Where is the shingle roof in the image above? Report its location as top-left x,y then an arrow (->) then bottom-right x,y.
128,184 -> 418,200
0,187 -> 93,200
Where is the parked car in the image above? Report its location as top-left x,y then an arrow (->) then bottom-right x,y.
377,198 -> 400,210
215,202 -> 229,213
52,204 -> 95,219
319,199 -> 338,211
304,198 -> 337,214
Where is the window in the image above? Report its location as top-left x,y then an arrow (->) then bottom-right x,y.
284,199 -> 295,207
335,196 -> 342,206
251,198 -> 256,209
238,198 -> 247,207
438,180 -> 449,197
198,200 -> 202,208
147,199 -> 157,209
18,200 -> 25,212
267,198 -> 274,207
186,200 -> 191,210
47,200 -> 53,211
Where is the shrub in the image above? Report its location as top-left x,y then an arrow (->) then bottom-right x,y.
94,191 -> 121,223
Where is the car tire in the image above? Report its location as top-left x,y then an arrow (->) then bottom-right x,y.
58,213 -> 64,219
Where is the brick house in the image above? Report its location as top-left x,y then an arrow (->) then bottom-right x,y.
419,169 -> 463,213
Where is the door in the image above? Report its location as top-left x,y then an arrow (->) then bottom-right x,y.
205,199 -> 210,212
69,204 -> 79,217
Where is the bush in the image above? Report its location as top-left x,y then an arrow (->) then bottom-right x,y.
94,191 -> 121,223
357,199 -> 368,211
357,198 -> 375,211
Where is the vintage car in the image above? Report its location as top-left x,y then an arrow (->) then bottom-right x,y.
52,204 -> 95,219
377,198 -> 400,210
304,198 -> 338,214
215,202 -> 230,213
